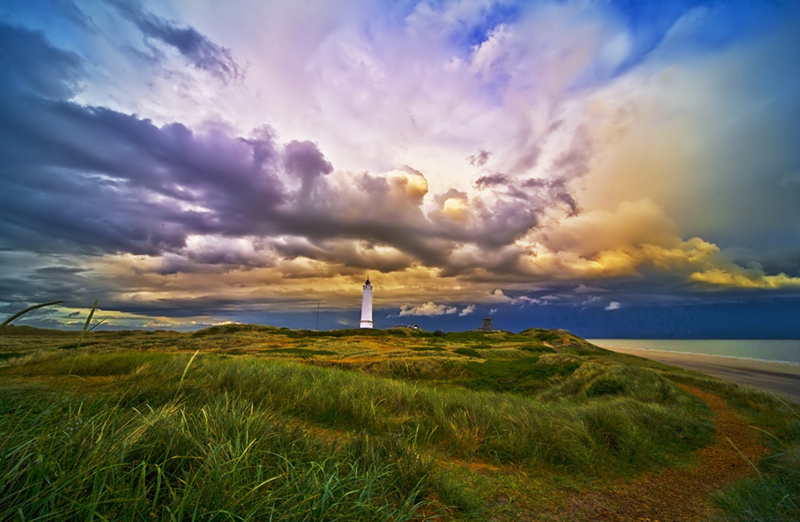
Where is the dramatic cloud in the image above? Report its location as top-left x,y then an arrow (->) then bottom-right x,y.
0,24 -> 582,280
1,1 -> 799,335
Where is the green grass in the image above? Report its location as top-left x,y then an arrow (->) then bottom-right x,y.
519,328 -> 565,344
266,348 -> 337,357
0,388 -> 452,521
461,357 -> 581,394
2,351 -> 712,470
669,374 -> 800,521
1,324 -> 798,520
411,346 -> 446,352
453,347 -> 481,358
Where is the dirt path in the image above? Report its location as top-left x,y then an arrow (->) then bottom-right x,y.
550,385 -> 768,521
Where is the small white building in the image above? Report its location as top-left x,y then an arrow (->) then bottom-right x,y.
360,277 -> 373,328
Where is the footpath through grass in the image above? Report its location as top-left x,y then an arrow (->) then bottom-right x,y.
1,325 -> 798,520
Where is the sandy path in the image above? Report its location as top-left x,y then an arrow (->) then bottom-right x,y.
551,385 -> 767,521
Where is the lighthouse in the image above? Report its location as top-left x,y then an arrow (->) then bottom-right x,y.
360,277 -> 373,329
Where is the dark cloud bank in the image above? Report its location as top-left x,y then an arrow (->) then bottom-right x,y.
0,23 -> 579,274
2,21 -> 799,336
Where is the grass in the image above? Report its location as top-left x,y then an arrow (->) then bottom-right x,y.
1,323 -> 798,520
0,300 -> 64,328
0,389 -> 446,521
665,374 -> 800,521
460,357 -> 581,394
453,347 -> 481,358
266,348 -> 337,357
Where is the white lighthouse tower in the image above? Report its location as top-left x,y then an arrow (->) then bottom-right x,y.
360,277 -> 373,329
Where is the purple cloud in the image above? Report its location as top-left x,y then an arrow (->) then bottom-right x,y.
0,22 -> 586,288
111,1 -> 242,81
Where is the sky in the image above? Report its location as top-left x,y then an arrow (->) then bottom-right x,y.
1,0 -> 800,337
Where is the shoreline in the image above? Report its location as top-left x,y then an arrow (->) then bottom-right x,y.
587,338 -> 800,366
600,345 -> 800,403
596,345 -> 800,368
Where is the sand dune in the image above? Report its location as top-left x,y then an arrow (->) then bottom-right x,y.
601,346 -> 800,403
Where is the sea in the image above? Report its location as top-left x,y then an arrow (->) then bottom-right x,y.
588,339 -> 800,366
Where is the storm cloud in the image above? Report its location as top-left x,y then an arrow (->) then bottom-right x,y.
0,22 -> 580,279
1,0 -> 799,334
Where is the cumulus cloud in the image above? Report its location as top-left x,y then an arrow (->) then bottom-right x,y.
605,301 -> 621,311
513,200 -> 726,281
399,302 -> 458,317
487,289 -> 543,305
459,304 -> 476,316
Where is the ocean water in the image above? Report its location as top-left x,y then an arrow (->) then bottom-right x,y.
588,339 -> 800,365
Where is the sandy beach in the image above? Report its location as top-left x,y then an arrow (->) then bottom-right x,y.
601,346 -> 800,403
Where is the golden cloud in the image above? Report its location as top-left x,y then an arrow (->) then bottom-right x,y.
536,199 -> 681,255
84,192 -> 798,316
441,196 -> 470,221
690,267 -> 800,289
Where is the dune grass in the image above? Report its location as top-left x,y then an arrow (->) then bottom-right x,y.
1,350 -> 711,519
666,372 -> 800,521
0,387 -> 448,521
1,325 -> 798,520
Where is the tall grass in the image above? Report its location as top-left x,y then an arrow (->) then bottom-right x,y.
656,371 -> 800,521
7,352 -> 712,474
0,301 -> 64,328
711,390 -> 800,521
0,388 -> 453,521
13,337 -> 794,519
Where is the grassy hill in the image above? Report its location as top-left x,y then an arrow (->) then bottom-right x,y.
0,325 -> 798,520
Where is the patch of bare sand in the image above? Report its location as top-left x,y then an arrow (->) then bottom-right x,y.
545,385 -> 767,521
